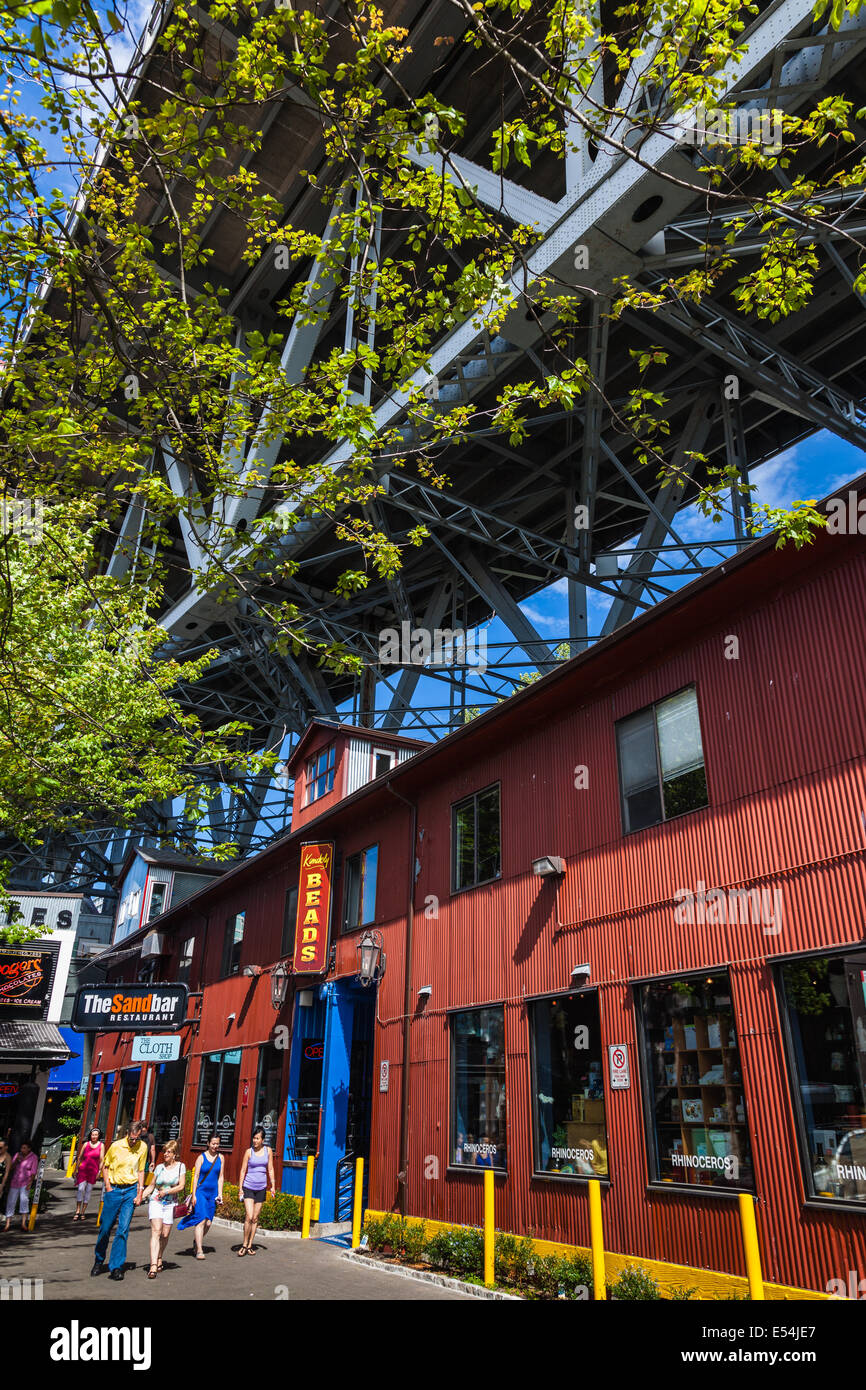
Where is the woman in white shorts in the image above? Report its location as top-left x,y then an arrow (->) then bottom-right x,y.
142,1140 -> 186,1278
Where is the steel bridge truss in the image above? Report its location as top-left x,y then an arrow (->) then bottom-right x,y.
10,0 -> 866,891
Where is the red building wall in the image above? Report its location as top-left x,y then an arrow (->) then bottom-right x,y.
84,526 -> 866,1289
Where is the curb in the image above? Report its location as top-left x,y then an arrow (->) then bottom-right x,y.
341,1250 -> 522,1300
210,1217 -> 303,1240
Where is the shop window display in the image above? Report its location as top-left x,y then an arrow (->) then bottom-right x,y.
780,953 -> 866,1204
638,972 -> 753,1189
530,991 -> 608,1178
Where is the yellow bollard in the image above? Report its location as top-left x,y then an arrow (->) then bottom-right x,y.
351,1157 -> 364,1249
588,1179 -> 606,1301
301,1154 -> 315,1238
27,1157 -> 46,1232
738,1192 -> 765,1300
65,1136 -> 77,1180
483,1168 -> 494,1287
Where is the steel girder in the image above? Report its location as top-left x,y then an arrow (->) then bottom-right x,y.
15,0 -> 866,893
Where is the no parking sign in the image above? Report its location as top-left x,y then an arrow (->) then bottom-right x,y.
608,1044 -> 630,1089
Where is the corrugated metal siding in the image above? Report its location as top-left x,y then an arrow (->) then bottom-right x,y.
365,547 -> 866,1292
346,737 -> 370,795
90,544 -> 866,1291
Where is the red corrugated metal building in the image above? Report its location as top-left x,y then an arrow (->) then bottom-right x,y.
83,507 -> 866,1293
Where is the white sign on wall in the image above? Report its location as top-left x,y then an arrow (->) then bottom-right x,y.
608,1043 -> 630,1089
379,1060 -> 389,1093
131,1034 -> 181,1063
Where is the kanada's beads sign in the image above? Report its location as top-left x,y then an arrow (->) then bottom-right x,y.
292,842 -> 334,975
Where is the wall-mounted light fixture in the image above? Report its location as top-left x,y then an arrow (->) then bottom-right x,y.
571,964 -> 591,986
297,988 -> 313,1009
357,930 -> 386,987
270,961 -> 291,1010
532,855 -> 566,877
243,964 -> 264,978
226,1012 -> 236,1024
417,984 -> 432,1001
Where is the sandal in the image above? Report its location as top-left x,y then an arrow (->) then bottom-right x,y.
147,1266 -> 158,1279
246,1244 -> 257,1255
156,1262 -> 164,1272
237,1245 -> 248,1256
195,1252 -> 206,1260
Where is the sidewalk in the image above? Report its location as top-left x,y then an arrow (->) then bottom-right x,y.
0,1171 -> 472,1301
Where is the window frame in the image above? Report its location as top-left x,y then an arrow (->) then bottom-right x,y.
252,1041 -> 283,1151
372,747 -> 396,779
176,935 -> 195,986
193,1048 -> 242,1151
305,743 -> 336,806
448,1003 -> 508,1174
342,844 -> 379,933
221,911 -> 246,978
774,945 -> 866,1213
281,886 -> 299,959
633,965 -> 754,1196
147,881 -> 168,922
527,986 -> 611,1183
615,684 -> 709,836
450,782 -> 502,895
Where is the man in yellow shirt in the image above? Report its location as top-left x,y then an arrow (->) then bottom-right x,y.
91,1119 -> 147,1281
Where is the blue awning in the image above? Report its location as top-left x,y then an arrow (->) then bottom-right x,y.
45,1026 -> 83,1091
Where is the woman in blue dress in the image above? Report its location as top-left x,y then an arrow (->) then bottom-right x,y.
178,1133 -> 224,1260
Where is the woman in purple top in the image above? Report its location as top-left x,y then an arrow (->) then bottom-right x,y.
4,1140 -> 38,1231
236,1126 -> 274,1256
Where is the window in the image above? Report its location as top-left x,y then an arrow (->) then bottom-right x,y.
452,785 -> 501,892
177,936 -> 195,986
373,748 -> 395,778
306,743 -> 336,805
451,1007 -> 506,1170
151,1059 -> 187,1145
114,1067 -> 141,1136
222,911 -> 245,976
779,952 -> 866,1205
637,971 -> 753,1190
530,992 -> 608,1178
253,1043 -> 283,1149
616,686 -> 708,834
194,1049 -> 242,1148
96,1073 -> 114,1137
148,882 -> 168,921
343,845 -> 378,931
281,887 -> 298,959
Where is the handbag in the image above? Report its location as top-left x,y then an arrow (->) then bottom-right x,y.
173,1195 -> 192,1220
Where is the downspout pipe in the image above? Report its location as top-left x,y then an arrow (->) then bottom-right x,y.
386,780 -> 417,1217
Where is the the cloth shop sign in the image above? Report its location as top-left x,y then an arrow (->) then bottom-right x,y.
71,983 -> 188,1031
0,948 -> 55,1014
292,842 -> 335,975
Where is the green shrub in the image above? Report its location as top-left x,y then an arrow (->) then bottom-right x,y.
57,1094 -> 85,1139
215,1182 -> 301,1231
401,1220 -> 427,1263
608,1265 -> 662,1300
668,1285 -> 697,1301
425,1224 -> 484,1277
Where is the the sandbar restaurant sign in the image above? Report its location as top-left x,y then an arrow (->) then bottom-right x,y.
71,983 -> 188,1031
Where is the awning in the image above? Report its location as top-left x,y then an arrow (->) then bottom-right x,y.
0,1020 -> 77,1068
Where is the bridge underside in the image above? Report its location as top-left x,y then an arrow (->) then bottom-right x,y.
7,0 -> 866,893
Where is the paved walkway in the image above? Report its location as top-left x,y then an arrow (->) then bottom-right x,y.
0,1171 -> 472,1301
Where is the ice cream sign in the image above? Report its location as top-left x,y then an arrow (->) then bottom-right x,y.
292,842 -> 335,976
